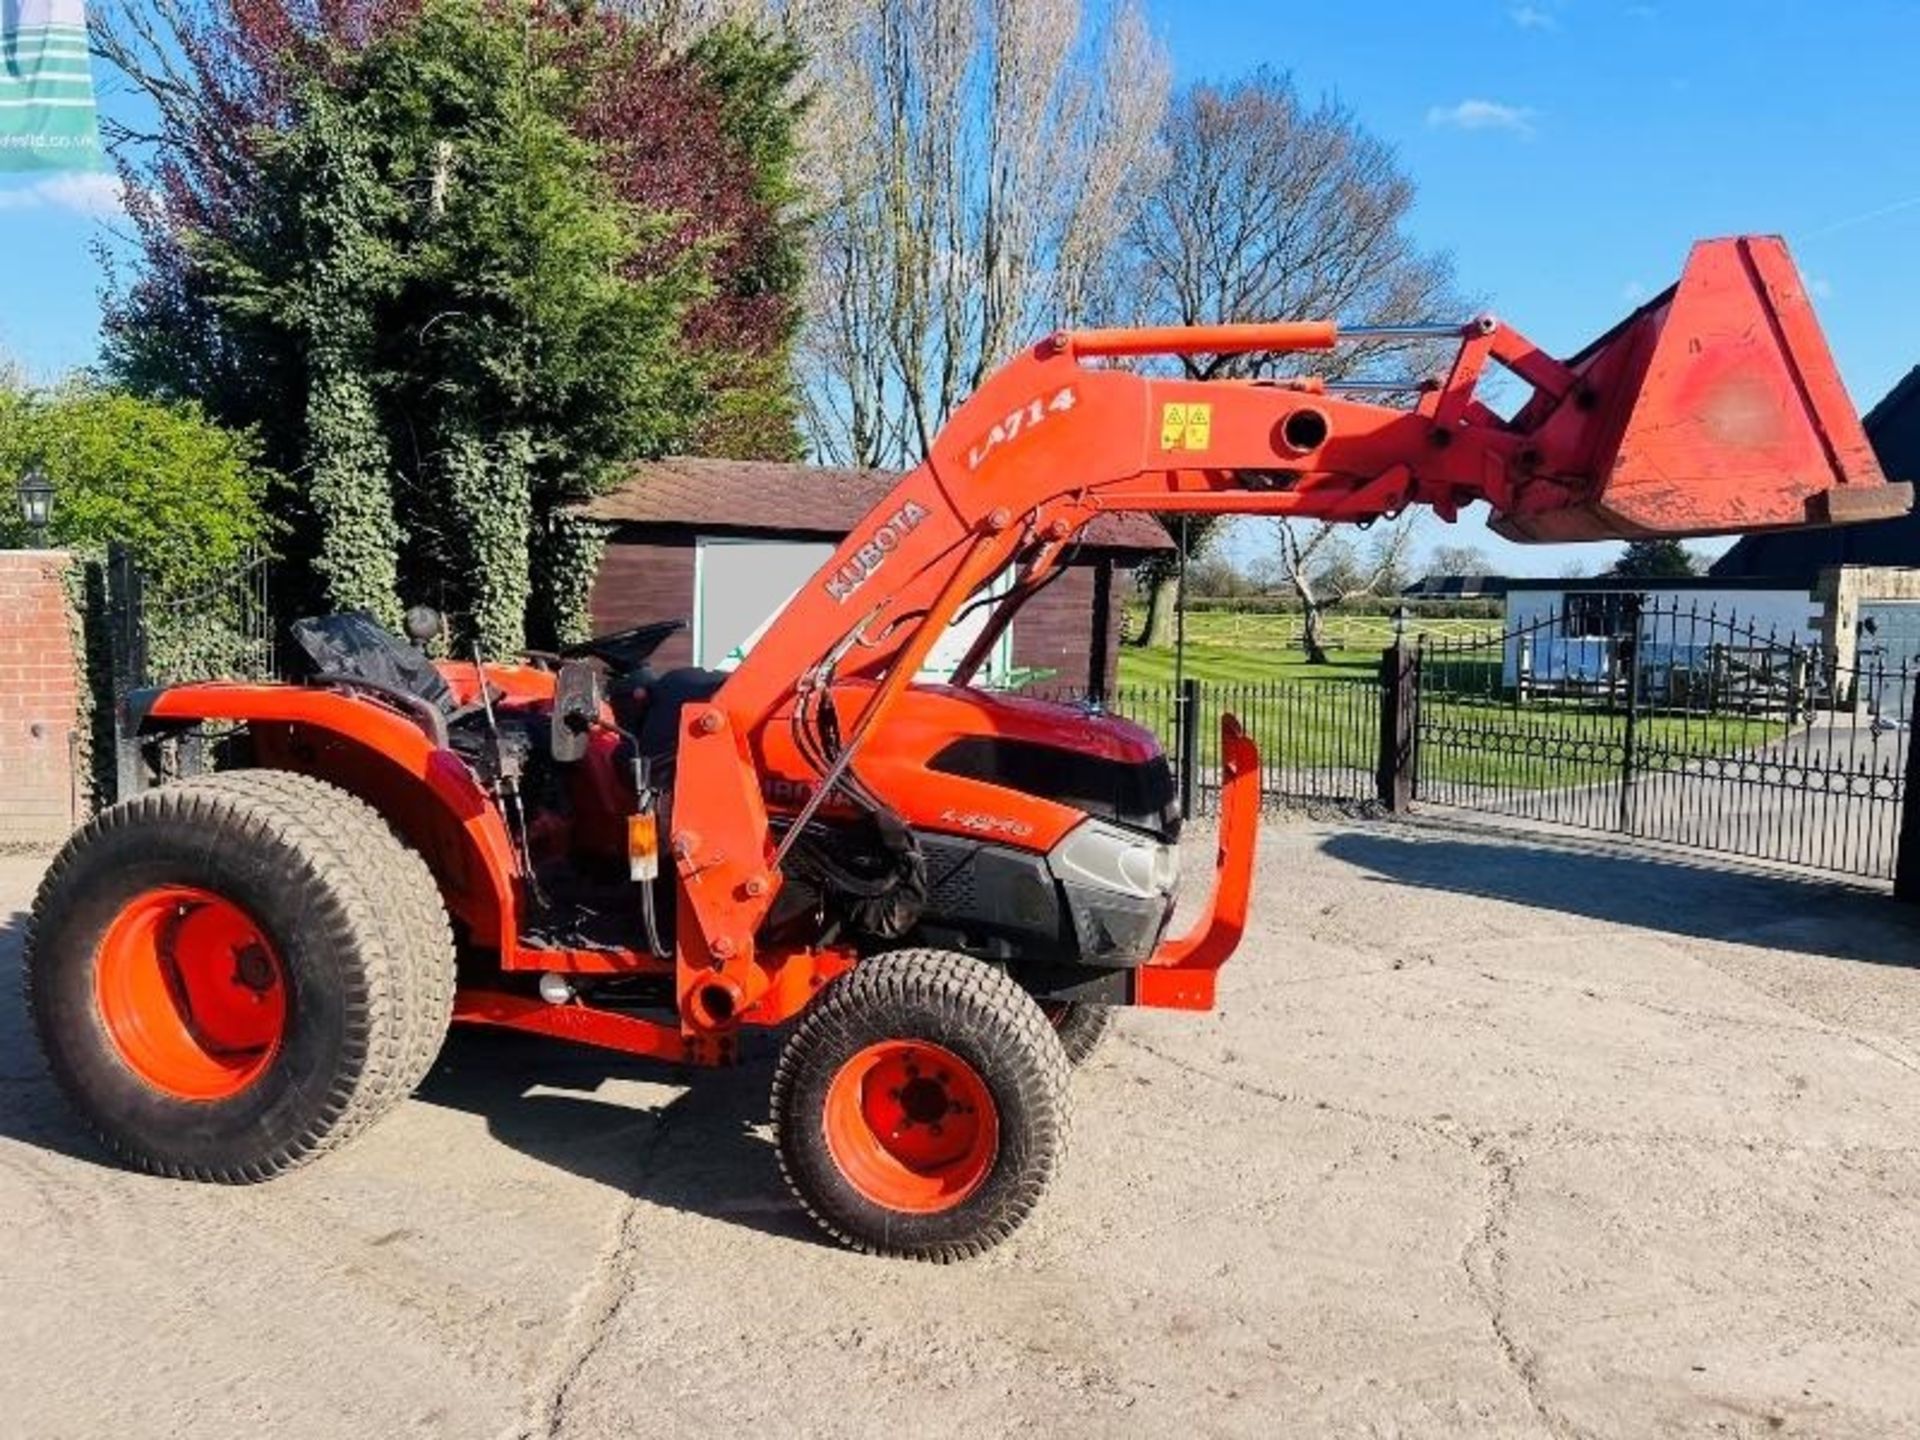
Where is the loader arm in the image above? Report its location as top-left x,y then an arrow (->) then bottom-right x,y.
665,235 -> 1907,1014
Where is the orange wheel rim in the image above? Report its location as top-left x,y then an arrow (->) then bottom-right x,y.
822,1040 -> 999,1214
93,886 -> 288,1101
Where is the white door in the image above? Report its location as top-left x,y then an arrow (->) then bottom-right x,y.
693,536 -> 1011,682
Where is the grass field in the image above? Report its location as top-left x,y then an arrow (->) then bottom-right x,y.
1115,607 -> 1500,686
1098,682 -> 1790,793
1100,607 -> 1788,791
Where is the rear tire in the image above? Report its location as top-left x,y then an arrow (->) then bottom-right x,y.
1042,1001 -> 1115,1066
772,949 -> 1072,1262
24,772 -> 454,1181
196,769 -> 455,1098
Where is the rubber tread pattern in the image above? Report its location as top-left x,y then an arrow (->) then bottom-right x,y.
197,769 -> 456,1100
771,948 -> 1073,1262
1048,1001 -> 1116,1067
24,772 -> 450,1181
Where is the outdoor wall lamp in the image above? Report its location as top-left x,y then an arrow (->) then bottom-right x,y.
16,465 -> 54,547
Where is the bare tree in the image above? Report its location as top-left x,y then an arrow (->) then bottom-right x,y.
787,0 -> 1169,468
1268,517 -> 1423,663
1117,68 -> 1461,651
1427,543 -> 1492,578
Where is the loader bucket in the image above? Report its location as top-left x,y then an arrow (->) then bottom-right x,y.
1492,235 -> 1909,542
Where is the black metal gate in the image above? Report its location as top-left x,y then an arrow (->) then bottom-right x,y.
99,542 -> 277,804
1412,595 -> 1918,880
111,543 -> 278,688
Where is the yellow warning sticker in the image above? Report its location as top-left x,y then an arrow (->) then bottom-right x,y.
1160,402 -> 1212,452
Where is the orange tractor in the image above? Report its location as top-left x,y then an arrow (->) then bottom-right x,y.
24,237 -> 1907,1258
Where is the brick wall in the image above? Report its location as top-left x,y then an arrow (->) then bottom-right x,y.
1817,565 -> 1920,675
0,551 -> 81,845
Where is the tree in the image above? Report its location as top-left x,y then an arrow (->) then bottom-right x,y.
1607,539 -> 1699,580
573,17 -> 809,461
1117,69 -> 1460,653
790,0 -> 1170,468
0,381 -> 272,595
1427,543 -> 1492,578
1185,548 -> 1256,600
1267,517 -> 1422,663
94,0 -> 807,648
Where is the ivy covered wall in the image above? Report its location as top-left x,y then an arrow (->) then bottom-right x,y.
100,0 -> 807,652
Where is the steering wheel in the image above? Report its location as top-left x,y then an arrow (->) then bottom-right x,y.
560,619 -> 687,674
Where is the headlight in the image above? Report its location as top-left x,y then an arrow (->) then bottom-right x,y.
1048,819 -> 1180,900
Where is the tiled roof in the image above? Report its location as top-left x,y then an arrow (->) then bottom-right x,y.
583,457 -> 1175,554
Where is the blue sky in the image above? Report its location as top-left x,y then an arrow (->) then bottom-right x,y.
2,0 -> 1917,575
1164,0 -> 1920,574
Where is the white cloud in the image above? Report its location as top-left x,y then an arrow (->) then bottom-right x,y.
1510,5 -> 1557,29
1425,99 -> 1538,137
0,172 -> 124,219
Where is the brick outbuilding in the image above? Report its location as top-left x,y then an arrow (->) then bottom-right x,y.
583,458 -> 1171,694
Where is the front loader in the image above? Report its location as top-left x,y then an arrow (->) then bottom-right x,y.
23,236 -> 1908,1259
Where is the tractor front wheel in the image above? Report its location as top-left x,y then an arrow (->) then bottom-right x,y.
1041,1001 -> 1115,1066
25,771 -> 454,1181
772,949 -> 1072,1261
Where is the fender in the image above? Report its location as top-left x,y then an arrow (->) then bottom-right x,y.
133,682 -> 521,954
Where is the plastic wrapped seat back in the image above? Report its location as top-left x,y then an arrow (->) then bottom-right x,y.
290,611 -> 457,718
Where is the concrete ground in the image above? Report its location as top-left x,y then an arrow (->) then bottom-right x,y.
5,816 -> 1920,1439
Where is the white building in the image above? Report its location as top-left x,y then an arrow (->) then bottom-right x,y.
1500,577 -> 1820,690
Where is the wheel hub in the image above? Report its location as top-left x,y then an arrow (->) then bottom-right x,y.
895,1071 -> 967,1128
233,942 -> 278,994
823,1040 -> 999,1214
94,886 -> 288,1101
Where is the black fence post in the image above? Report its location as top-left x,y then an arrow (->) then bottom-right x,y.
1376,639 -> 1416,811
106,542 -> 148,805
1412,633 -> 1426,801
1616,592 -> 1644,835
1895,675 -> 1920,902
1088,554 -> 1112,704
1177,676 -> 1200,819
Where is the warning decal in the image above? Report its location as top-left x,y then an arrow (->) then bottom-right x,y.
1159,402 -> 1212,452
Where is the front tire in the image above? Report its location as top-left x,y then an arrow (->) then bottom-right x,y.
25,772 -> 454,1181
1042,1001 -> 1115,1066
772,949 -> 1072,1262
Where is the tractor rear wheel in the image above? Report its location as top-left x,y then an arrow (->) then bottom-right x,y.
772,948 -> 1072,1261
24,771 -> 454,1181
1041,1001 -> 1115,1066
